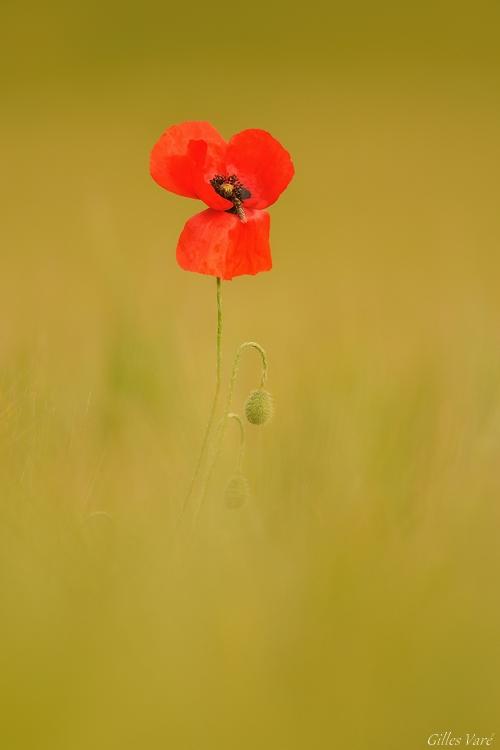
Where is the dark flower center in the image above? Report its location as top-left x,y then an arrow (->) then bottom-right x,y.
210,174 -> 251,222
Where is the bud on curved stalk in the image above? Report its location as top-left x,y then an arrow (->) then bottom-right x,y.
196,342 -> 272,519
225,473 -> 251,509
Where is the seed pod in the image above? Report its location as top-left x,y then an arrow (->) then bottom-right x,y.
244,389 -> 274,425
225,473 -> 250,509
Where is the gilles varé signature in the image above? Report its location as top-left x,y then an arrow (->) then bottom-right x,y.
428,732 -> 496,747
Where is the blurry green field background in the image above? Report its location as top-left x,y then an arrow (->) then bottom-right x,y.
2,1 -> 500,748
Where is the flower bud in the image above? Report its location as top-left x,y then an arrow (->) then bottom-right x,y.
244,389 -> 274,425
225,473 -> 250,509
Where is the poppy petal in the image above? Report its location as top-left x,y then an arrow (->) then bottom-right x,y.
176,209 -> 271,280
226,129 -> 294,209
150,121 -> 230,209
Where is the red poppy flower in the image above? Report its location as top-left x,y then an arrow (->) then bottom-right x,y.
150,121 -> 294,280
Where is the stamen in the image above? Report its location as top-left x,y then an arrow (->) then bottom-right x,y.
210,174 -> 251,222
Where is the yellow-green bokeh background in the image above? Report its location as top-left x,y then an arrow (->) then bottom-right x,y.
2,2 -> 500,748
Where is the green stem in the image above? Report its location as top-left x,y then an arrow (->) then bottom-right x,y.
180,277 -> 223,519
227,412 -> 245,472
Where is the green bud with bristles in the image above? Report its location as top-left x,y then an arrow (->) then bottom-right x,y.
244,389 -> 274,425
225,473 -> 250,509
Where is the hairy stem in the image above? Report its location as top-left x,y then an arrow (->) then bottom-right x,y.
226,412 -> 245,472
180,277 -> 223,519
